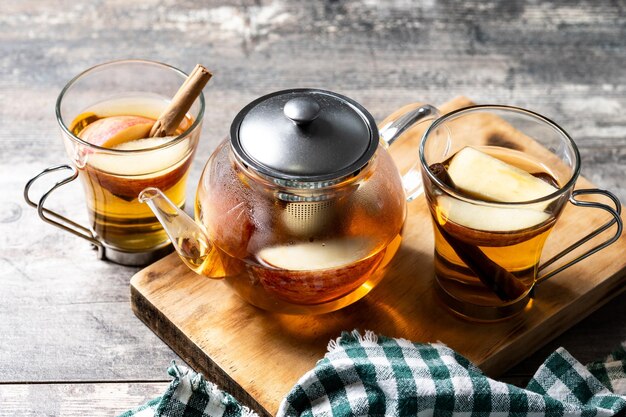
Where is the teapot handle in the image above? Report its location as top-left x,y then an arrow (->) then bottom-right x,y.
379,103 -> 440,201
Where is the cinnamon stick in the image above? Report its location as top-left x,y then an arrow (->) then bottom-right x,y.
434,222 -> 527,301
429,163 -> 456,188
149,64 -> 212,138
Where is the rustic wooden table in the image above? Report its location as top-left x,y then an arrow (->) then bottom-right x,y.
1,1 -> 624,415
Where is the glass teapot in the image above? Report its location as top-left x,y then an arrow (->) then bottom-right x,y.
140,89 -> 437,314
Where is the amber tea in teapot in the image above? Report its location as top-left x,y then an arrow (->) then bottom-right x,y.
201,140 -> 404,311
143,139 -> 406,313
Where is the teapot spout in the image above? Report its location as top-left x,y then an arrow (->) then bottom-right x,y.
139,187 -> 221,276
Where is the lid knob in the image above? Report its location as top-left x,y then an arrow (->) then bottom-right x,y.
284,97 -> 320,125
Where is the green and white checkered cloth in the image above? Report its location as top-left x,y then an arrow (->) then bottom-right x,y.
120,331 -> 626,417
118,362 -> 257,417
279,331 -> 626,416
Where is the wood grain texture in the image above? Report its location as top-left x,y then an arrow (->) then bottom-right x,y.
1,0 -> 625,415
130,97 -> 626,416
0,382 -> 168,417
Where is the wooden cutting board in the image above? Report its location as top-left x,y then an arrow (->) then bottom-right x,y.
130,97 -> 626,417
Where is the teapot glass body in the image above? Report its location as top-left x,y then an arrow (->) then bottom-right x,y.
192,139 -> 406,314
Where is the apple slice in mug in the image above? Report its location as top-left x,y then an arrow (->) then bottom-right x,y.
253,238 -> 384,305
439,146 -> 559,236
446,147 -> 558,205
437,196 -> 552,233
432,146 -> 564,248
77,115 -> 155,148
76,115 -> 192,200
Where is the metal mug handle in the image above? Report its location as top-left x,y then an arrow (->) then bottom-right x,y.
24,164 -> 104,258
537,188 -> 623,283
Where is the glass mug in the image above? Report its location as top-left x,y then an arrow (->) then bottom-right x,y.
24,60 -> 204,266
419,105 -> 622,321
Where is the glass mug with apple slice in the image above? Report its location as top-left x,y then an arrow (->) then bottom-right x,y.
24,60 -> 206,266
419,105 -> 622,321
139,88 -> 439,314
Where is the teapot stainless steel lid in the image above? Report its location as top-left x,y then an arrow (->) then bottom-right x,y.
230,88 -> 378,182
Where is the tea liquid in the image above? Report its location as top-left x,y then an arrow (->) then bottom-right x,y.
185,141 -> 407,314
431,147 -> 561,314
69,95 -> 196,251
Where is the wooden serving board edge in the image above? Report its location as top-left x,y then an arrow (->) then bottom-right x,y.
130,285 -> 274,417
479,267 -> 626,374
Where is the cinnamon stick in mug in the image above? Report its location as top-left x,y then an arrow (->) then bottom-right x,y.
150,64 -> 212,138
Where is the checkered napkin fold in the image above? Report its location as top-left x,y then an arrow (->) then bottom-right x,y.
120,330 -> 626,417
